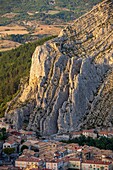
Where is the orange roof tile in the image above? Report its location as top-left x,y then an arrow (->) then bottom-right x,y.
68,158 -> 80,161
99,131 -> 109,135
16,156 -> 42,163
71,131 -> 82,135
82,160 -> 112,165
46,159 -> 63,163
82,129 -> 94,133
4,141 -> 16,145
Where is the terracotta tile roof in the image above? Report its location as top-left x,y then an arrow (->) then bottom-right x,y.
108,131 -> 113,135
31,169 -> 51,170
82,129 -> 94,133
25,131 -> 35,135
82,160 -> 112,165
68,158 -> 80,161
0,166 -> 19,170
99,131 -> 109,135
19,130 -> 35,135
4,141 -> 16,145
10,131 -> 21,136
46,159 -> 63,163
16,156 -> 42,163
0,166 -> 9,170
82,149 -> 90,154
71,131 -> 82,135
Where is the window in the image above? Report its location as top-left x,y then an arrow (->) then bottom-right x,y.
89,165 -> 92,168
47,163 -> 50,168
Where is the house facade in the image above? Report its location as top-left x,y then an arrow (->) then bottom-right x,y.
82,160 -> 113,170
98,131 -> 109,138
46,159 -> 64,170
71,131 -> 82,139
68,158 -> 81,169
82,130 -> 97,139
15,156 -> 43,168
3,141 -> 17,151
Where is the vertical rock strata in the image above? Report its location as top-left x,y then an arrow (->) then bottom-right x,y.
5,0 -> 113,135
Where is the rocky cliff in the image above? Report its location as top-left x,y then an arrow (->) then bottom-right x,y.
5,0 -> 113,135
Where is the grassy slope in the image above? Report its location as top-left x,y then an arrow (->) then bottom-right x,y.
0,0 -> 101,13
0,0 -> 48,14
0,0 -> 102,20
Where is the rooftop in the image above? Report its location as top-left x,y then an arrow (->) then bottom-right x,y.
82,129 -> 95,133
82,160 -> 112,165
16,156 -> 42,163
4,140 -> 16,145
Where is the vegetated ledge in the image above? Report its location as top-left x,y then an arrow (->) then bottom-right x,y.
61,135 -> 113,151
0,35 -> 57,118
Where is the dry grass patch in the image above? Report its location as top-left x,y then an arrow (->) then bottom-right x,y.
1,13 -> 18,18
33,24 -> 61,35
0,40 -> 21,52
0,25 -> 28,36
27,12 -> 35,16
45,10 -> 60,15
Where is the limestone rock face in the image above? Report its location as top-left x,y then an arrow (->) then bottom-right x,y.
5,0 -> 113,135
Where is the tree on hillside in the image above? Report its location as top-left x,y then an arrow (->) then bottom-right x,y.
3,147 -> 15,155
0,128 -> 7,140
21,145 -> 28,152
3,147 -> 15,161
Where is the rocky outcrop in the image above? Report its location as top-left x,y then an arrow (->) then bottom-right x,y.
5,0 -> 113,135
80,69 -> 113,129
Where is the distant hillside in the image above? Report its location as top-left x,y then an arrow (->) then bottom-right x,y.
0,0 -> 48,14
0,0 -> 101,13
0,0 -> 102,25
